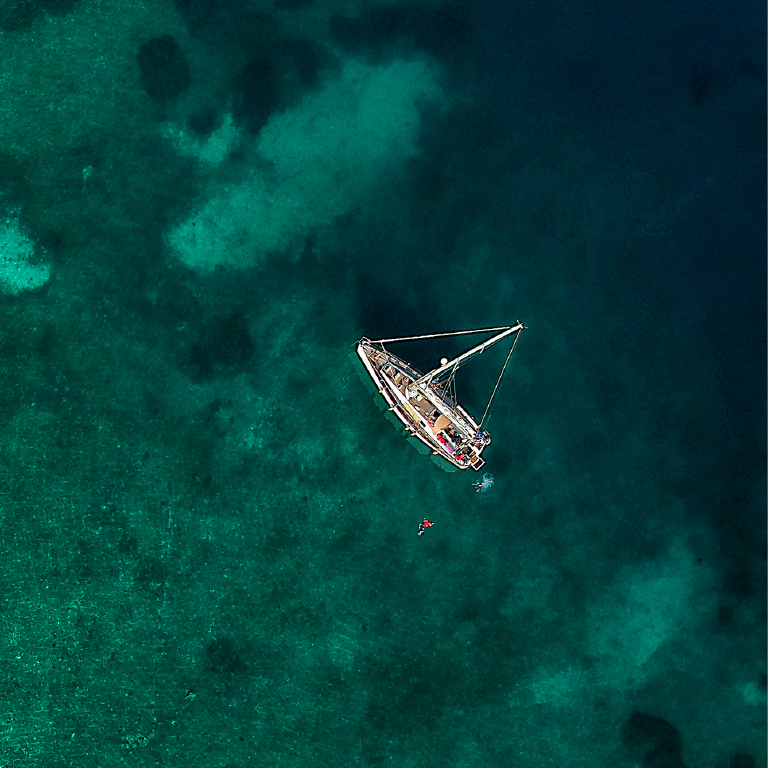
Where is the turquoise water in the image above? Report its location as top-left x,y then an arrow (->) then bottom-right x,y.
0,0 -> 764,765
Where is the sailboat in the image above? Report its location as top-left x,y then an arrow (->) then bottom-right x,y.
353,323 -> 525,471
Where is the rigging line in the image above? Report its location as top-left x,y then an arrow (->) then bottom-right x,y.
447,364 -> 459,401
479,330 -> 522,429
370,326 -> 512,344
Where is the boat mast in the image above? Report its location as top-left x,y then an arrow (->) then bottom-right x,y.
411,323 -> 524,390
404,323 -> 525,439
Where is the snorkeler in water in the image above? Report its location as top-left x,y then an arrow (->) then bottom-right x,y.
417,519 -> 434,536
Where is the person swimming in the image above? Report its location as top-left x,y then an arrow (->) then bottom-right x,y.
473,473 -> 494,493
417,519 -> 434,536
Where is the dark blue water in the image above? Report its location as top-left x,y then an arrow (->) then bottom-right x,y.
0,0 -> 763,765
